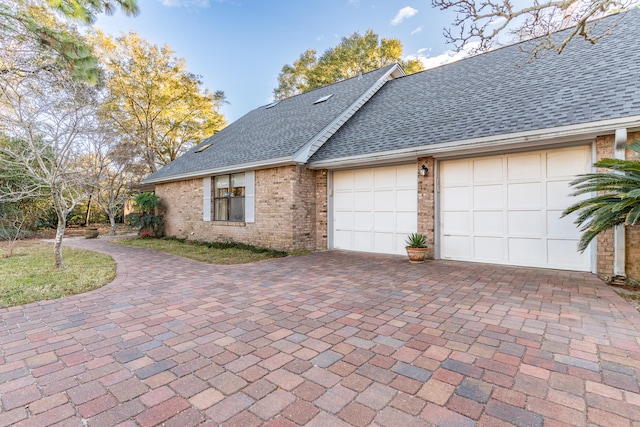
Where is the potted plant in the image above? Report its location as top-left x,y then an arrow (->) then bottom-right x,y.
405,233 -> 428,263
84,227 -> 99,239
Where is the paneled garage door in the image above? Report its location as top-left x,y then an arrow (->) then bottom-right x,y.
333,165 -> 417,255
440,146 -> 592,271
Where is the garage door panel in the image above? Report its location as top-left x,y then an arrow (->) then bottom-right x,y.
547,149 -> 589,177
508,183 -> 541,209
508,211 -> 542,236
547,211 -> 580,238
353,212 -> 373,231
474,211 -> 502,235
474,158 -> 503,182
508,154 -> 541,180
353,232 -> 372,251
444,212 -> 470,234
442,187 -> 469,210
374,168 -> 397,189
334,192 -> 353,210
442,161 -> 469,184
354,170 -> 374,189
396,212 -> 417,232
374,190 -> 395,211
474,185 -> 502,210
509,238 -> 544,263
474,237 -> 504,261
333,164 -> 417,256
373,232 -> 394,253
397,189 -> 418,211
396,165 -> 417,187
334,213 -> 353,233
354,191 -> 373,211
441,146 -> 591,271
548,239 -> 586,268
334,172 -> 354,190
334,230 -> 351,249
442,235 -> 471,259
546,180 -> 573,208
374,211 -> 395,232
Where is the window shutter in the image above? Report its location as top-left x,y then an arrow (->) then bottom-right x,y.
245,171 -> 255,223
203,177 -> 211,221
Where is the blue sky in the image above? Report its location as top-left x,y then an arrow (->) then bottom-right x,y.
95,1 -> 463,122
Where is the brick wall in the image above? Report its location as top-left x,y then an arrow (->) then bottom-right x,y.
315,170 -> 328,250
155,165 -> 321,252
417,157 -> 435,259
595,131 -> 640,281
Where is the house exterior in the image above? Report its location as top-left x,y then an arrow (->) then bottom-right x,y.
144,10 -> 640,281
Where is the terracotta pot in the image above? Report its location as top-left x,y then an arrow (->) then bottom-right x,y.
406,247 -> 427,263
84,227 -> 99,239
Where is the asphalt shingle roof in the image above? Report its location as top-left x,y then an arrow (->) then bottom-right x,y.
310,10 -> 640,163
144,64 -> 397,183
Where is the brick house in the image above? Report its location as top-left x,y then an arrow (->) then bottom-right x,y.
144,10 -> 640,281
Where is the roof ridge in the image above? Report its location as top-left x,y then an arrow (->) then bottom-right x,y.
402,8 -> 632,77
264,63 -> 399,106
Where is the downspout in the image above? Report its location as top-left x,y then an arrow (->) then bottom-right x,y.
613,128 -> 627,278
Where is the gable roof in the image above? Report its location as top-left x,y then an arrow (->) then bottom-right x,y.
144,64 -> 404,184
310,10 -> 640,166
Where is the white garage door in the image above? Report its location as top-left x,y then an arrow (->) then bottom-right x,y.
333,165 -> 417,255
440,146 -> 591,271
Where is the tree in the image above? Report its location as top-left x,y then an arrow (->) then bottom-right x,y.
84,120 -> 144,235
563,142 -> 640,252
92,31 -> 227,172
1,0 -> 138,83
274,30 -> 424,100
0,61 -> 97,268
431,0 -> 638,56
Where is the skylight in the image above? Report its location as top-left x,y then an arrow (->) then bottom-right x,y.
264,101 -> 280,109
314,94 -> 334,104
195,143 -> 212,153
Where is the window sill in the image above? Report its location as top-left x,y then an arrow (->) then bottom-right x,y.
211,221 -> 246,227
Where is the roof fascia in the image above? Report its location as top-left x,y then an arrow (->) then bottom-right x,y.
308,115 -> 640,169
292,64 -> 405,164
142,156 -> 294,185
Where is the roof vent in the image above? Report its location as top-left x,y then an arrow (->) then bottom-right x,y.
313,94 -> 334,104
264,101 -> 279,109
195,143 -> 212,153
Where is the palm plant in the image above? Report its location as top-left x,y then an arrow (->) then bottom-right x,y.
563,141 -> 640,252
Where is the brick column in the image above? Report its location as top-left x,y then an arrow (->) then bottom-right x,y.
417,157 -> 435,259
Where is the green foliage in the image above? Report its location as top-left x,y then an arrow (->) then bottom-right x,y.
405,233 -> 428,248
126,192 -> 163,237
1,0 -> 138,83
92,31 -> 226,170
116,236 -> 288,265
274,30 -> 424,100
563,141 -> 640,251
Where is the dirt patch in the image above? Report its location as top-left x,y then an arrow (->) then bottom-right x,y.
612,285 -> 640,312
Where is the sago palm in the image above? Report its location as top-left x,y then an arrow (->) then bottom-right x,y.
563,141 -> 640,252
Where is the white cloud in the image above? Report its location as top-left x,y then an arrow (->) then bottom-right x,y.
417,47 -> 430,54
159,0 -> 209,7
390,6 -> 418,26
411,26 -> 423,34
347,0 -> 360,5
405,43 -> 479,70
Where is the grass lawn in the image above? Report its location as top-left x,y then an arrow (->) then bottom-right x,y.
0,243 -> 116,309
115,237 -> 289,264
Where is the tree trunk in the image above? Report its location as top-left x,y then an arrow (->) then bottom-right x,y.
84,193 -> 92,227
53,214 -> 66,269
109,213 -> 117,236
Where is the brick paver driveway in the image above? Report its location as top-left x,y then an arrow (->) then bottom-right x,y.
2,238 -> 640,427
